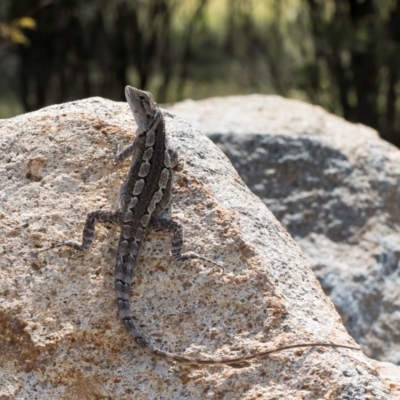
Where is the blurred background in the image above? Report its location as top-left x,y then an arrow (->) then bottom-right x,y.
1,0 -> 400,147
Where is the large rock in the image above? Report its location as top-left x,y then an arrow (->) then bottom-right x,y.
167,95 -> 400,366
0,98 -> 394,398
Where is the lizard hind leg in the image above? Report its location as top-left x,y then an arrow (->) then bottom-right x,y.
34,209 -> 124,254
149,216 -> 224,271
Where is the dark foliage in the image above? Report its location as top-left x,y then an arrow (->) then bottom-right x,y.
1,0 -> 400,147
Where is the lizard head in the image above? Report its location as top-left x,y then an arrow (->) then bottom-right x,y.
125,85 -> 158,134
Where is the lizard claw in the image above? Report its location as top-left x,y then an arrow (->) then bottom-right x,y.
33,240 -> 67,255
33,240 -> 83,255
179,251 -> 225,274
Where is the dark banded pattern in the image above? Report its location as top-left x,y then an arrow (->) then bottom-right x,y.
113,86 -> 361,364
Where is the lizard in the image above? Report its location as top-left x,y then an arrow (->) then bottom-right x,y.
35,85 -> 361,365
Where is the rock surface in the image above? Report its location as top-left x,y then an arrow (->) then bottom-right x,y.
371,360 -> 400,399
0,98 -> 394,399
167,95 -> 400,366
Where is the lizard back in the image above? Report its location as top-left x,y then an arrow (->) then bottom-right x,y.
115,86 -> 173,349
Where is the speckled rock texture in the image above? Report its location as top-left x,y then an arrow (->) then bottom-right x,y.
167,95 -> 400,367
370,360 -> 400,399
0,98 -> 394,399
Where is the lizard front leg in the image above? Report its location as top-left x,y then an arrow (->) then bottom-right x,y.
115,139 -> 141,163
36,210 -> 124,254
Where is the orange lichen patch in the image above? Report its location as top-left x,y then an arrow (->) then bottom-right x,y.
90,117 -> 129,138
216,206 -> 257,261
63,324 -> 129,360
154,262 -> 167,272
60,368 -> 107,400
0,310 -> 49,372
26,157 -> 47,181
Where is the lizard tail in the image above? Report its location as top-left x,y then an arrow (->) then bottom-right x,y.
114,255 -> 361,365
118,304 -> 361,365
144,342 -> 362,365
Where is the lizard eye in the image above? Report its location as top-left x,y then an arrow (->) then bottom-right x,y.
139,95 -> 145,101
146,113 -> 151,119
